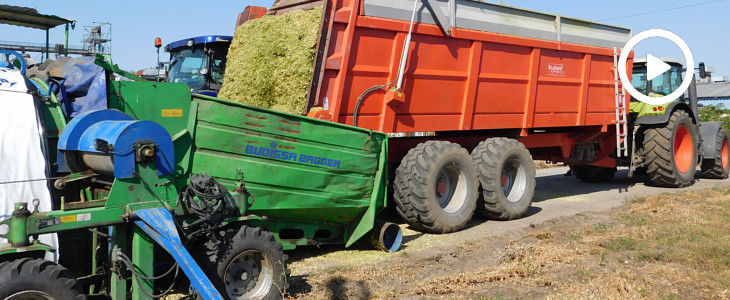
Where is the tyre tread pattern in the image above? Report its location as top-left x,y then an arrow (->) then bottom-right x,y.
642,110 -> 697,187
701,128 -> 730,179
203,226 -> 289,300
0,258 -> 85,299
393,141 -> 477,233
471,138 -> 536,220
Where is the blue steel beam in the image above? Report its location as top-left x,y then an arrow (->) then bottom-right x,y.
133,208 -> 222,300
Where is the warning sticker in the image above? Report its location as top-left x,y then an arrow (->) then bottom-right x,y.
162,109 -> 184,117
59,213 -> 91,223
60,215 -> 76,223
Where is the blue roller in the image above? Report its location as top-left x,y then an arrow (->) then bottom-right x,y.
58,109 -> 174,179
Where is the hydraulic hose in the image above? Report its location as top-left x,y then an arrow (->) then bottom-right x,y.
353,83 -> 394,127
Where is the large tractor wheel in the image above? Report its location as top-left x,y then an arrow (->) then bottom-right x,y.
471,138 -> 536,220
642,110 -> 698,187
701,128 -> 730,179
202,226 -> 288,300
0,258 -> 85,299
393,141 -> 479,233
573,165 -> 617,183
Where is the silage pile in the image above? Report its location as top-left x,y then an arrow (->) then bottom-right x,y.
218,7 -> 322,115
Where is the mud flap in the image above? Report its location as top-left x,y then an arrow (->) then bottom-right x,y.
700,121 -> 724,159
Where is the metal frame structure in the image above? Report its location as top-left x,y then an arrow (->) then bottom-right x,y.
0,5 -> 76,60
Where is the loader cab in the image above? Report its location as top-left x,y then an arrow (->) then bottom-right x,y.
165,35 -> 232,97
631,58 -> 686,102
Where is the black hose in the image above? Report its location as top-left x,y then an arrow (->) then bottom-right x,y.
178,176 -> 229,242
115,251 -> 180,298
353,82 -> 395,127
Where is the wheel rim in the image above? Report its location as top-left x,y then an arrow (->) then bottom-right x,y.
673,125 -> 693,174
6,291 -> 53,300
502,159 -> 527,203
224,250 -> 274,299
435,164 -> 469,213
723,139 -> 729,170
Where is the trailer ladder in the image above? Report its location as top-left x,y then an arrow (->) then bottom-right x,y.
613,47 -> 629,158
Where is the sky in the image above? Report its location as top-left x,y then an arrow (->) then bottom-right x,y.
2,0 -> 729,78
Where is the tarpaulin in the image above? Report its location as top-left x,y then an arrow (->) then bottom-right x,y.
53,56 -> 107,118
0,67 -> 58,261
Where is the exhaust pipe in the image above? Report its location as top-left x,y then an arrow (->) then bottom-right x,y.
371,222 -> 403,252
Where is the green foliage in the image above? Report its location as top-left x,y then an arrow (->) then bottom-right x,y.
699,103 -> 730,131
218,7 -> 322,114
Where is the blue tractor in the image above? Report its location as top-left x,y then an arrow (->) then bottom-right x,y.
164,35 -> 232,97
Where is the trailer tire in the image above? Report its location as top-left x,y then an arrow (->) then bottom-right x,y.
393,141 -> 479,233
701,128 -> 730,179
641,110 -> 698,187
0,258 -> 85,300
573,165 -> 617,183
471,138 -> 535,220
202,226 -> 288,300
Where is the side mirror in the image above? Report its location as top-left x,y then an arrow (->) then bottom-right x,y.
699,62 -> 707,79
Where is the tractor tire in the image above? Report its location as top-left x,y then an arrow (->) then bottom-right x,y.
641,110 -> 698,187
701,128 -> 730,179
201,226 -> 288,300
393,141 -> 479,233
471,138 -> 536,220
0,258 -> 85,299
573,165 -> 617,183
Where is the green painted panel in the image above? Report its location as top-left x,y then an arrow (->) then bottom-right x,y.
191,96 -> 388,227
108,81 -> 191,137
194,96 -> 382,151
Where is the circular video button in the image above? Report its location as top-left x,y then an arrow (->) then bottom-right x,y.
618,29 -> 694,106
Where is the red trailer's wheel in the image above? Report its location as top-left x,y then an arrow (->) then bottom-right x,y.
701,128 -> 730,179
0,258 -> 85,300
393,141 -> 479,233
642,110 -> 698,187
199,226 -> 289,300
471,138 -> 535,220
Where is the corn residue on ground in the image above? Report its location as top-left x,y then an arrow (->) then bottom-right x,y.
218,7 -> 322,114
285,187 -> 730,299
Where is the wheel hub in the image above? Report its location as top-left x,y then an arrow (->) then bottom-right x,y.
673,124 -> 693,174
224,250 -> 274,299
5,291 -> 53,300
435,164 -> 469,213
722,139 -> 729,170
501,160 -> 527,203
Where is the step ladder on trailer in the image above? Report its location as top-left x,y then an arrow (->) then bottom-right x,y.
613,47 -> 629,158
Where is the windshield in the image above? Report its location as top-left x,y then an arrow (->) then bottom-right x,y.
168,48 -> 208,91
210,44 -> 228,85
631,64 -> 684,100
632,66 -> 648,95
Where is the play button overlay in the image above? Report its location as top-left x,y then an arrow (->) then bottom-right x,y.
617,29 -> 694,106
646,54 -> 671,82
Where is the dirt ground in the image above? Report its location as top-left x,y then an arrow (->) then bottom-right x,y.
284,186 -> 730,299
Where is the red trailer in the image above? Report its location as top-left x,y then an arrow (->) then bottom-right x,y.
250,0 -> 634,233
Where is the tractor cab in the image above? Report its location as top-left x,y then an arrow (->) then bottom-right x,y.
165,35 -> 232,97
631,58 -> 686,101
629,58 -> 693,119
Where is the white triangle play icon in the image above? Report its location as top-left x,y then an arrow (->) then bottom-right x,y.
646,54 -> 671,81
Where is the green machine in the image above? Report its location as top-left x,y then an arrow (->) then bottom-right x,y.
0,55 -> 400,299
573,58 -> 730,186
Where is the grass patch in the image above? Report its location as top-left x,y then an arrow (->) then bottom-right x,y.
602,236 -> 637,251
590,221 -> 613,233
